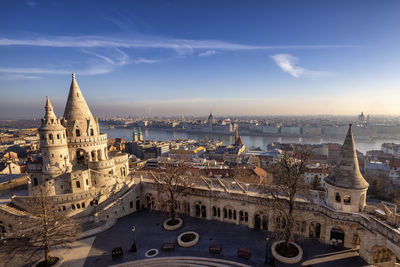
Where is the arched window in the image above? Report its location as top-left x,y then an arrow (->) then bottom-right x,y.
212,207 -> 217,217
41,134 -> 45,140
335,193 -> 341,203
239,211 -> 244,221
223,208 -> 227,218
77,203 -> 81,209
81,202 -> 86,208
343,195 -> 351,205
195,204 -> 201,217
90,129 -> 94,136
71,204 -> 75,210
33,177 -> 38,186
76,181 -> 81,188
76,129 -> 80,137
201,205 -> 207,218
49,134 -> 53,140
57,134 -> 60,139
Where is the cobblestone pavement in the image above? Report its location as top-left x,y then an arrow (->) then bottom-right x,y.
83,210 -> 368,267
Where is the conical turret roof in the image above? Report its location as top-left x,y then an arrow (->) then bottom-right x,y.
63,73 -> 93,121
325,124 -> 369,190
44,96 -> 57,120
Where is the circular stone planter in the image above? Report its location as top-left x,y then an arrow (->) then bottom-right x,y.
177,231 -> 200,247
163,218 -> 183,231
33,256 -> 63,267
145,248 -> 159,258
271,241 -> 303,264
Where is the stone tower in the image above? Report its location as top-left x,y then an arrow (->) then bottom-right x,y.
34,97 -> 71,193
62,74 -> 109,168
208,112 -> 214,129
133,128 -> 139,142
325,124 -> 369,213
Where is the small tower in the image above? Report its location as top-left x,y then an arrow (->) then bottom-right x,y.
36,97 -> 71,189
325,124 -> 369,213
234,124 -> 244,146
208,112 -> 214,129
138,128 -> 143,141
133,128 -> 138,142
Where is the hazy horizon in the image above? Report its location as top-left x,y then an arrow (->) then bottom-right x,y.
1,0 -> 400,118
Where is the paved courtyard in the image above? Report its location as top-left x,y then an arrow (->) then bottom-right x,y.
82,210 -> 368,267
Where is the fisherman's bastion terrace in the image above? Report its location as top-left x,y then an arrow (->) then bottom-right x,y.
1,74 -> 400,267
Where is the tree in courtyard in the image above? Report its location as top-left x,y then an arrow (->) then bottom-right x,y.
267,147 -> 311,257
1,187 -> 81,266
151,165 -> 199,223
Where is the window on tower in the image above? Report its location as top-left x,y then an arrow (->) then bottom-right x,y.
335,193 -> 341,203
76,129 -> 80,137
90,129 -> 94,136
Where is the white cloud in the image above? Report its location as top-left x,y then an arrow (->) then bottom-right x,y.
271,53 -> 334,78
0,35 -> 355,51
0,74 -> 42,80
198,50 -> 217,57
134,58 -> 159,64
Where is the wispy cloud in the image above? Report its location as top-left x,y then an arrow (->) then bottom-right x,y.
134,58 -> 159,64
0,35 -> 356,51
270,53 -> 334,78
198,50 -> 218,57
0,74 -> 42,80
0,34 -> 349,77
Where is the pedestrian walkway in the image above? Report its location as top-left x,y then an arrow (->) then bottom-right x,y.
82,210 -> 367,267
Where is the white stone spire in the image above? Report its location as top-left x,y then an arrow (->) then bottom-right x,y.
63,73 -> 94,121
44,96 -> 57,120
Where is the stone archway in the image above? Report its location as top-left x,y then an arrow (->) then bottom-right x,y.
76,149 -> 86,165
371,245 -> 399,266
330,227 -> 345,247
309,221 -> 321,238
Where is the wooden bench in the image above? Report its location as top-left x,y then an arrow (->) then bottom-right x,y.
112,247 -> 123,259
162,242 -> 175,251
209,244 -> 222,254
237,248 -> 251,259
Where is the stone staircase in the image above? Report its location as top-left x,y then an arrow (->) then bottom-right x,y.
111,257 -> 251,267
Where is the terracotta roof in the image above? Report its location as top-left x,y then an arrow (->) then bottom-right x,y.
252,167 -> 266,177
325,124 -> 369,190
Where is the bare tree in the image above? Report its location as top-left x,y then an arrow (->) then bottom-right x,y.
267,147 -> 311,256
1,187 -> 81,266
151,165 -> 199,222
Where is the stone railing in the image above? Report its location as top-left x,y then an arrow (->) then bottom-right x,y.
67,133 -> 108,144
12,188 -> 102,207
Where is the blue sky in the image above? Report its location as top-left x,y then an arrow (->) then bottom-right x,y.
1,0 -> 400,118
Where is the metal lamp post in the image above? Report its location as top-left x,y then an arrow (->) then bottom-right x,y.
130,225 -> 137,252
265,233 -> 271,265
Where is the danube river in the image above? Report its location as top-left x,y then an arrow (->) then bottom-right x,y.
101,127 -> 400,154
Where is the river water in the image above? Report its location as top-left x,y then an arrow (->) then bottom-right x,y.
101,127 -> 400,154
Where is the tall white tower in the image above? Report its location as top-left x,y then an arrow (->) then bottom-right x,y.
34,97 -> 71,190
325,124 -> 369,213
